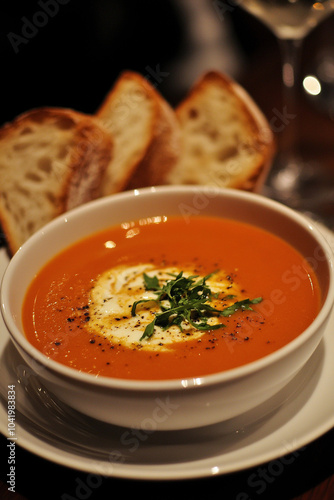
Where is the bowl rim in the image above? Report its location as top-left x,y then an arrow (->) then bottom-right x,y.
1,185 -> 334,392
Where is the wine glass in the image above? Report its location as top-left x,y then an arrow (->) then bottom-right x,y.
238,0 -> 334,218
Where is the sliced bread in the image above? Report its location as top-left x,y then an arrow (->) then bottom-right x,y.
0,107 -> 112,254
165,71 -> 275,192
96,71 -> 181,194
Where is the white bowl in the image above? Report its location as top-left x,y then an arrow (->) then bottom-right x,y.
1,186 -> 334,431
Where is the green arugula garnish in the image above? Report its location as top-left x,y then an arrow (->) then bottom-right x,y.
131,270 -> 262,342
221,297 -> 263,316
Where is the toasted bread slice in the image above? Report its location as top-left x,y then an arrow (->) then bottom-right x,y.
166,71 -> 275,192
96,71 -> 181,194
0,107 -> 112,254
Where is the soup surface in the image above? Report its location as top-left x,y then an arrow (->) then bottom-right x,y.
22,215 -> 321,380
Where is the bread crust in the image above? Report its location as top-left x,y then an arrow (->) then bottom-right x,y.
0,70 -> 275,255
0,107 -> 112,254
169,70 -> 275,192
96,71 -> 181,194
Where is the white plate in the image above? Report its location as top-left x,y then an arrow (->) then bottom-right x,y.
1,224 -> 334,481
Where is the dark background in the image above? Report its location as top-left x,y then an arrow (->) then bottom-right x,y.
0,0 -> 280,124
1,1 -> 334,137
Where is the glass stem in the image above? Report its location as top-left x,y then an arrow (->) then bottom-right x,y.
277,37 -> 303,170
266,36 -> 306,199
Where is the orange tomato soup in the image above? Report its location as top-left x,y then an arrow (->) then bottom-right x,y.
22,215 -> 321,380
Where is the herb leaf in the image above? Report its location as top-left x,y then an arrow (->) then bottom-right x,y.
143,273 -> 160,291
131,298 -> 157,317
131,271 -> 262,342
221,297 -> 263,317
